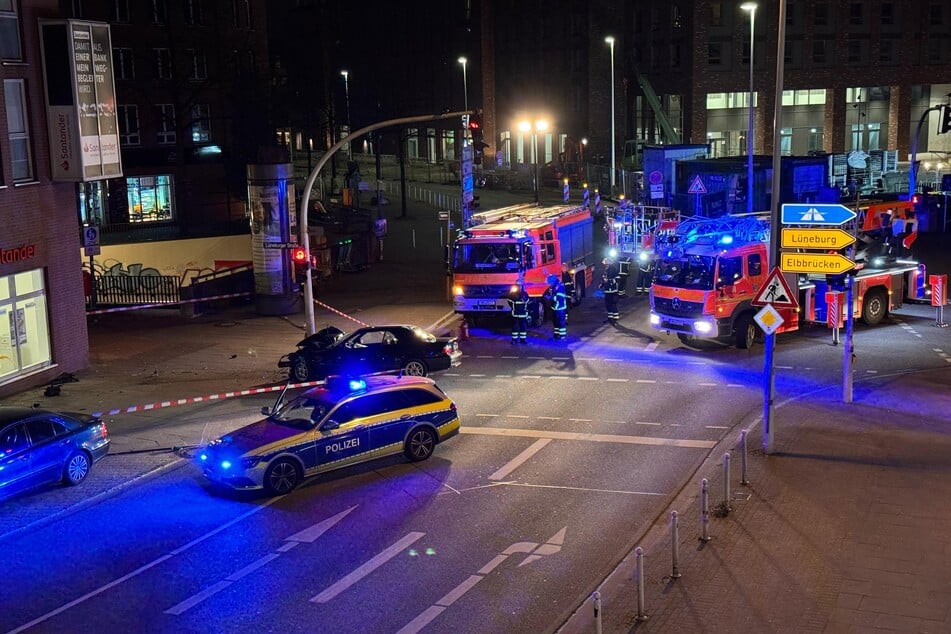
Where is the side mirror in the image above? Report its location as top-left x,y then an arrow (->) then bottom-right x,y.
322,420 -> 340,431
260,406 -> 272,416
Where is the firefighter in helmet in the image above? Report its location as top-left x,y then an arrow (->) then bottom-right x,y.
544,273 -> 568,340
600,257 -> 620,323
507,283 -> 530,345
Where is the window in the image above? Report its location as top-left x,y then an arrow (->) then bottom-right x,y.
867,122 -> 881,151
191,104 -> 210,142
808,128 -> 824,153
780,89 -> 826,106
879,39 -> 896,64
154,48 -> 172,79
709,2 -> 722,27
395,389 -> 442,408
814,3 -> 828,26
847,39 -> 867,64
4,79 -> 33,182
126,175 -> 174,222
706,92 -> 756,109
245,0 -> 253,28
0,424 -> 28,454
881,2 -> 894,25
0,0 -> 21,60
849,3 -> 863,25
113,48 -> 134,80
930,3 -> 944,25
0,269 -> 52,379
188,49 -> 207,80
780,128 -> 792,155
152,0 -> 166,24
747,254 -> 763,277
671,4 -> 682,28
812,39 -> 830,65
184,0 -> 203,25
716,257 -> 743,288
231,0 -> 238,26
117,105 -> 139,145
111,0 -> 129,22
25,419 -> 56,444
156,104 -> 175,143
670,43 -> 681,68
707,42 -> 723,66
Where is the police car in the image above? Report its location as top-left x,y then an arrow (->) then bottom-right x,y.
197,375 -> 460,496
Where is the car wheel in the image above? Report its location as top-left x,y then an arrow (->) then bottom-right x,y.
677,333 -> 695,345
404,427 -> 437,462
63,451 -> 91,486
403,359 -> 428,376
861,289 -> 887,325
264,458 -> 301,496
291,356 -> 311,382
734,313 -> 757,349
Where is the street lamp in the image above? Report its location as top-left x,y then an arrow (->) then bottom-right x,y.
741,2 -> 757,212
519,118 -> 548,203
341,70 -> 351,158
605,36 -> 616,195
458,57 -> 468,113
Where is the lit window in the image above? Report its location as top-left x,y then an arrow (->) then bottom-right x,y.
191,104 -> 210,142
4,79 -> 33,182
126,175 -> 175,222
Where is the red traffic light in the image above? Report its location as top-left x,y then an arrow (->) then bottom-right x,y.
468,120 -> 481,130
911,194 -> 921,205
291,246 -> 307,263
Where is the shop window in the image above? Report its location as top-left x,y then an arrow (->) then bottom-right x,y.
0,269 -> 52,383
118,105 -> 140,145
0,0 -> 22,61
156,104 -> 176,144
126,175 -> 174,222
4,79 -> 33,182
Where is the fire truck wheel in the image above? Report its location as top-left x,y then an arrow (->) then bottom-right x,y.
734,314 -> 757,349
861,289 -> 887,325
529,301 -> 544,327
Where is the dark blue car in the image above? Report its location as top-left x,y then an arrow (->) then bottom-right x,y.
0,407 -> 110,501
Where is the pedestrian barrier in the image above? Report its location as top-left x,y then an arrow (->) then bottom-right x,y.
591,591 -> 602,634
86,291 -> 253,315
740,429 -> 751,485
722,452 -> 733,515
382,182 -> 462,213
700,477 -> 711,542
670,510 -> 682,579
634,546 -> 648,622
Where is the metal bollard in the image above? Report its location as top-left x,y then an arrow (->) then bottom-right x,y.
592,590 -> 602,634
723,452 -> 732,512
670,510 -> 682,579
740,429 -> 750,485
634,546 -> 648,621
700,478 -> 711,542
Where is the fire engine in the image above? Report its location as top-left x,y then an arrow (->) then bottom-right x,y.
451,203 -> 595,325
649,206 -> 928,348
604,199 -> 680,288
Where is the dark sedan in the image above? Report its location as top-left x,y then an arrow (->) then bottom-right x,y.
0,407 -> 110,501
279,325 -> 462,382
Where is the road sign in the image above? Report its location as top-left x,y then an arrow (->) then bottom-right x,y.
780,252 -> 855,274
781,203 -> 857,226
687,175 -> 707,195
752,267 -> 799,309
780,228 -> 856,250
754,304 -> 784,335
83,225 -> 100,257
438,211 -> 449,221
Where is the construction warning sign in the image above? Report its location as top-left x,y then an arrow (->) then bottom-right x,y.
687,175 -> 707,195
752,267 -> 799,309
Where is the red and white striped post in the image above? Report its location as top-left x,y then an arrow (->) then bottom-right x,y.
931,274 -> 948,327
826,290 -> 844,344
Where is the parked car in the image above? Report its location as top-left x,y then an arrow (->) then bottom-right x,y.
278,325 -> 462,382
0,406 -> 110,501
197,375 -> 460,495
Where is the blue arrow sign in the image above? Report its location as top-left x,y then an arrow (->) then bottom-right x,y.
781,203 -> 857,226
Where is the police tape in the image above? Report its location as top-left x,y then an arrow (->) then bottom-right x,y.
91,379 -> 325,417
86,291 -> 253,315
312,297 -> 371,327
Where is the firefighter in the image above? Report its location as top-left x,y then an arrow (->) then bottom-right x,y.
561,265 -> 576,305
544,274 -> 568,340
600,258 -> 620,323
617,256 -> 632,297
507,283 -> 530,344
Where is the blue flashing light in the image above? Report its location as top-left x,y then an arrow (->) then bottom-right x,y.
638,251 -> 649,262
348,378 -> 367,391
199,453 -> 208,461
221,460 -> 232,470
719,234 -> 734,245
608,248 -> 618,258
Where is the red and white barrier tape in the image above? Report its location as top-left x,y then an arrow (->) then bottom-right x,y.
312,297 -> 371,327
86,291 -> 253,315
92,379 -> 324,417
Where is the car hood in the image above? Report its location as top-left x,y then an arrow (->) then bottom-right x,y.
220,419 -> 307,454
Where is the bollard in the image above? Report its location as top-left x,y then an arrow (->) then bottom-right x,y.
670,510 -> 682,579
740,429 -> 750,485
699,478 -> 711,542
592,590 -> 602,634
723,452 -> 732,512
634,546 -> 648,621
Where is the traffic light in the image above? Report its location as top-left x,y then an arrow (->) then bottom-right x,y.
468,110 -> 488,164
941,105 -> 951,135
290,246 -> 314,284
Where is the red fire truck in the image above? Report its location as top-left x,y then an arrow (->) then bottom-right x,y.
451,203 -> 595,325
649,208 -> 928,348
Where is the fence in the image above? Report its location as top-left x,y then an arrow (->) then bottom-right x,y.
381,181 -> 461,213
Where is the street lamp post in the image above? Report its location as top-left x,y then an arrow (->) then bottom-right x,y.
458,57 -> 468,114
741,3 -> 757,213
605,36 -> 616,195
519,118 -> 548,204
341,70 -> 351,158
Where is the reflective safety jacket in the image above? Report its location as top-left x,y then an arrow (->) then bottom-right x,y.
508,293 -> 530,318
545,282 -> 568,311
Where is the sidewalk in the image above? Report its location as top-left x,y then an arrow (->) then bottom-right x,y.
560,367 -> 951,633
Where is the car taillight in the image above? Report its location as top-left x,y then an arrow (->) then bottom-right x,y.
443,344 -> 453,355
450,402 -> 457,412
100,421 -> 109,437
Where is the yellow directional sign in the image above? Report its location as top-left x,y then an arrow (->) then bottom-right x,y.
781,228 -> 856,250
780,252 -> 855,274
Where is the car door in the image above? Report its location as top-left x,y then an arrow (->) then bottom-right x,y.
0,423 -> 32,498
315,397 -> 372,471
24,417 -> 69,486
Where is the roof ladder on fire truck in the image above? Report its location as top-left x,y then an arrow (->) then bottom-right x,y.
655,213 -> 770,251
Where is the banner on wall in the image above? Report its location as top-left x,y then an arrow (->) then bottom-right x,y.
39,19 -> 123,182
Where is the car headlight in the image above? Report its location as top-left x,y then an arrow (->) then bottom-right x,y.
649,313 -> 661,326
694,320 -> 714,334
452,285 -> 464,296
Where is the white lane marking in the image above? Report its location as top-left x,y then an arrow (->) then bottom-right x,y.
286,506 -> 358,543
396,605 -> 446,634
576,357 -> 597,361
469,373 -> 487,377
603,358 -> 622,363
606,378 -> 628,382
436,574 -> 483,606
489,439 -> 551,481
705,425 -> 729,430
646,342 -> 659,352
727,384 -> 744,388
495,374 -> 513,378
500,356 -> 519,359
698,382 -> 717,386
549,376 -> 571,380
552,356 -> 570,360
310,532 -> 426,603
568,418 -> 593,423
476,413 -> 499,418
11,498 -> 281,633
460,426 -> 716,449
166,506 -> 357,615
476,355 -> 494,358
500,482 -> 667,496
507,414 -> 530,419
635,379 -> 656,384
518,375 -> 542,379
527,356 -> 546,360
865,370 -> 878,374
635,421 -> 661,426
777,365 -> 794,370
442,372 -> 462,376
605,420 -> 628,425
579,377 -> 599,381
537,416 -> 561,420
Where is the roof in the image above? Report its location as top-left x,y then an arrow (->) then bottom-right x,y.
303,374 -> 436,400
0,406 -> 50,426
